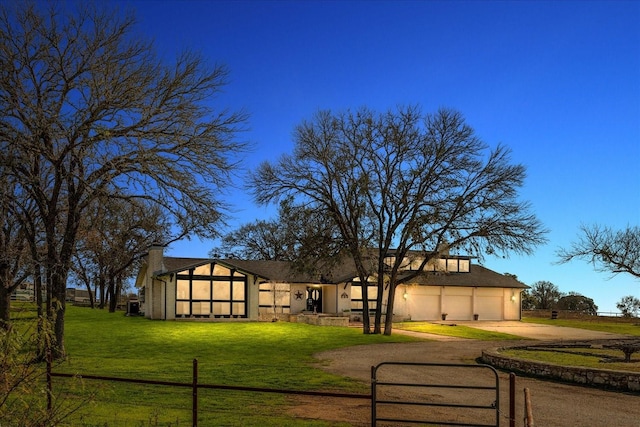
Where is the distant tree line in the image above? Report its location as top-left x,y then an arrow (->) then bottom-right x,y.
522,280 -> 640,317
521,281 -> 598,315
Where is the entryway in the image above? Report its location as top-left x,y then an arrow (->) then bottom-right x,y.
306,287 -> 322,313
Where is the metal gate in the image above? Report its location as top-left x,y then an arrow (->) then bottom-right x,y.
371,362 -> 500,427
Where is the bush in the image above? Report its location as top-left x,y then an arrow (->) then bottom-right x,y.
1,313 -> 91,426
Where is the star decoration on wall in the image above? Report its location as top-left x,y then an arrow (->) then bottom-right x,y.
294,290 -> 303,300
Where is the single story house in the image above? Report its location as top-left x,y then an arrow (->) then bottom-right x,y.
134,244 -> 526,322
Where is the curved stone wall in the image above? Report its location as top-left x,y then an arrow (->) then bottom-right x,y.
482,346 -> 640,392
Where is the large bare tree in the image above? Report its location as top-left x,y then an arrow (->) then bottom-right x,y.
250,106 -> 547,334
211,197 -> 344,266
526,281 -> 562,310
557,224 -> 640,279
72,197 -> 173,311
0,2 -> 246,357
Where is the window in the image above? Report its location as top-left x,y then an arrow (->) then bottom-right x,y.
177,280 -> 190,299
350,283 -> 378,313
192,280 -> 210,299
175,263 -> 247,318
258,283 -> 291,314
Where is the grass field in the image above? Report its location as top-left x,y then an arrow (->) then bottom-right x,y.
45,306 -> 420,426
501,347 -> 640,373
7,305 -> 640,426
504,317 -> 640,373
393,321 -> 525,340
522,316 -> 640,336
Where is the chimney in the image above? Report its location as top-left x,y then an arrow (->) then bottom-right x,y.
148,243 -> 166,276
437,242 -> 450,256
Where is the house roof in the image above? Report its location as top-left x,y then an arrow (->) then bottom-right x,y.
157,257 -> 358,284
156,256 -> 524,289
218,259 -> 323,283
162,257 -> 211,274
397,264 -> 527,289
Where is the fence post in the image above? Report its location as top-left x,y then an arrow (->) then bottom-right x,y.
192,359 -> 198,427
371,365 -> 376,427
524,387 -> 534,427
509,372 -> 516,427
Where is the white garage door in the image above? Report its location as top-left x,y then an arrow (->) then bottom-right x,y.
442,294 -> 472,320
476,288 -> 504,320
400,286 -> 441,320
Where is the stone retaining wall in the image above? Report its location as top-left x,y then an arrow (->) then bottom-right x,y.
292,313 -> 350,327
482,347 -> 640,392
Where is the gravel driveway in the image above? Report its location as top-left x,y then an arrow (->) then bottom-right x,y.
294,323 -> 640,427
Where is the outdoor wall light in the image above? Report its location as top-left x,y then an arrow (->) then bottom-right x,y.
403,292 -> 408,300
511,294 -> 516,302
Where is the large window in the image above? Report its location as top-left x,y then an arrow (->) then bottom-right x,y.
424,257 -> 470,273
258,283 -> 291,314
175,263 -> 247,318
350,283 -> 378,313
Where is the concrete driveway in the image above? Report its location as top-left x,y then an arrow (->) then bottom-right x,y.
454,320 -> 629,340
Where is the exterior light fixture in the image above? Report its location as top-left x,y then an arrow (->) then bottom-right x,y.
403,292 -> 408,300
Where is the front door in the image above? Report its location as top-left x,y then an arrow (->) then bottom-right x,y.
306,287 -> 322,313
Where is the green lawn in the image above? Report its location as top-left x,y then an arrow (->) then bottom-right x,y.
503,317 -> 640,373
522,317 -> 640,336
52,306 -> 419,426
12,307 -> 639,426
501,347 -> 640,373
394,321 -> 525,340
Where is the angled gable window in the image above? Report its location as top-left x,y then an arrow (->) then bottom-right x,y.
175,262 -> 247,318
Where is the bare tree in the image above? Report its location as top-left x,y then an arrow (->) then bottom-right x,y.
557,224 -> 640,279
0,2 -> 247,357
529,281 -> 563,310
616,295 -> 640,317
212,198 -> 345,272
250,106 -> 547,334
71,197 -> 173,311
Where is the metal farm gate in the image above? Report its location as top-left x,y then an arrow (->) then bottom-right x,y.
48,357 -> 517,426
372,362 -> 501,427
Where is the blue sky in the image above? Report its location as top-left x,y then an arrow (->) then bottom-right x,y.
118,0 -> 639,313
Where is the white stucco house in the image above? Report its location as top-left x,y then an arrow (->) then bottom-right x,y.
134,244 -> 526,322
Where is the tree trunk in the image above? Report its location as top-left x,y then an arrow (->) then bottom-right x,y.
83,276 -> 95,309
49,274 -> 67,360
46,236 -> 75,360
34,263 -> 44,318
108,275 -> 117,313
0,266 -> 24,327
383,282 -> 397,335
360,280 -> 371,334
113,273 -> 122,312
0,283 -> 10,329
93,278 -> 99,309
373,275 -> 385,334
99,275 -> 106,309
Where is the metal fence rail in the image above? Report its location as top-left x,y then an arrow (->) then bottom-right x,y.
47,358 -> 370,427
371,362 -> 501,427
48,357 -> 514,426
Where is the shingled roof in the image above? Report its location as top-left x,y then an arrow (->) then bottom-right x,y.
156,256 -> 525,289
161,257 -> 210,274
397,264 -> 527,289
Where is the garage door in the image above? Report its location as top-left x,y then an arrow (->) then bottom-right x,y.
440,287 -> 473,320
402,286 -> 441,320
476,288 -> 504,320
